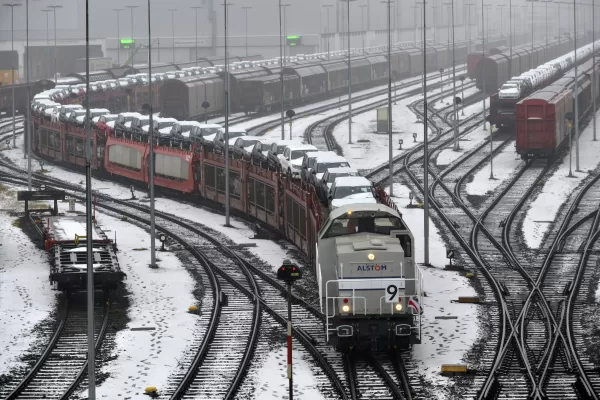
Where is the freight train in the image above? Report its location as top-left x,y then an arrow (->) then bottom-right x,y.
515,56 -> 600,159
31,86 -> 422,350
475,32 -> 593,94
489,39 -> 600,127
4,36 -> 519,122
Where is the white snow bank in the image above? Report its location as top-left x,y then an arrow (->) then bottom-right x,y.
0,184 -> 56,376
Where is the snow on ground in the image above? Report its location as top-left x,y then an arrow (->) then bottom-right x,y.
41,198 -> 199,399
436,114 -> 490,167
523,116 -> 600,248
465,140 -> 522,196
331,93 -> 432,169
0,183 -> 57,377
433,84 -> 480,110
252,346 -> 325,400
386,183 -> 478,399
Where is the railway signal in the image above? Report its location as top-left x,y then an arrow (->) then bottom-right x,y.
446,249 -> 455,264
202,101 -> 210,123
286,109 -> 296,140
129,185 -> 136,200
276,259 -> 303,400
398,138 -> 403,150
158,232 -> 166,252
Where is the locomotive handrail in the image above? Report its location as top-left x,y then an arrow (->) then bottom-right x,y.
325,277 -> 421,342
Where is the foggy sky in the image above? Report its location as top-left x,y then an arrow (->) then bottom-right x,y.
0,0 -> 582,44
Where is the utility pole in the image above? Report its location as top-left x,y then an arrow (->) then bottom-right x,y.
509,0 -> 512,76
279,0 -> 285,139
84,0 -> 96,397
423,0 -> 430,266
224,0 -> 234,226
593,0 -> 597,141
450,0 -> 458,151
41,9 -> 51,81
574,0 -> 580,171
382,0 -> 393,196
466,2 -> 474,53
147,0 -> 156,269
3,3 -> 20,149
25,0 -> 31,187
169,9 -> 177,64
125,5 -> 139,65
113,9 -> 123,65
48,5 -> 62,82
497,4 -> 506,40
242,6 -> 252,58
341,0 -> 357,144
323,5 -> 334,60
191,6 -> 202,66
282,5 -> 291,61
360,5 -> 368,54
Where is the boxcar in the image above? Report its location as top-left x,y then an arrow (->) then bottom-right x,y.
238,74 -> 301,113
515,85 -> 571,158
322,60 -> 349,91
477,53 -> 510,93
282,64 -> 328,101
366,55 -> 388,81
160,74 -> 225,120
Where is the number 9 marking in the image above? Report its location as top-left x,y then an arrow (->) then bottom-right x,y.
387,285 -> 398,302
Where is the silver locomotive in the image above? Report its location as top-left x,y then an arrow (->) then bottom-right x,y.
317,203 -> 422,351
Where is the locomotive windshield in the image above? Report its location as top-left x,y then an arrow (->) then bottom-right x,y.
322,215 -> 406,238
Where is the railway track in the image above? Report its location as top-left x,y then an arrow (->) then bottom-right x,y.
0,295 -> 110,400
250,65 -> 469,138
397,78 -> 600,399
0,166 -> 353,399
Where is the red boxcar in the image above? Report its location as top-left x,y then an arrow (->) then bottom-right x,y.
467,53 -> 483,80
515,84 -> 571,158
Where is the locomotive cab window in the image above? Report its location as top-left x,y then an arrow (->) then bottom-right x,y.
322,214 -> 406,238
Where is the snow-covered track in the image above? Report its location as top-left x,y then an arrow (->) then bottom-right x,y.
366,91 -> 483,186
530,172 -> 600,399
0,167 -> 349,399
1,296 -> 110,400
304,79 -> 478,155
407,85 -> 600,399
250,65 -> 468,137
343,352 -> 410,400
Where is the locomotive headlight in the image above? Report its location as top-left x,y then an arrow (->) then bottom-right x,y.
342,305 -> 351,313
367,253 -> 375,261
395,303 -> 403,312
